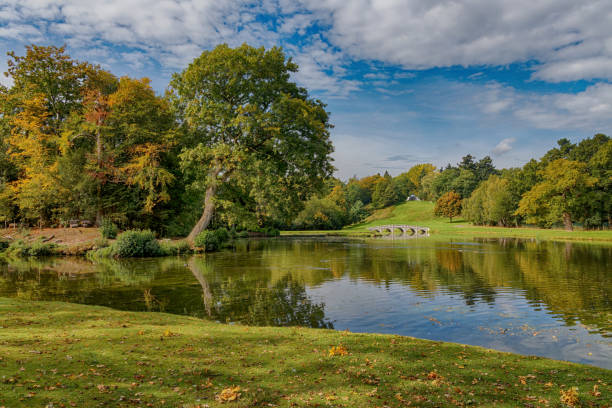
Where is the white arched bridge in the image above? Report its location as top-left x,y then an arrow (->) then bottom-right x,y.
368,224 -> 430,236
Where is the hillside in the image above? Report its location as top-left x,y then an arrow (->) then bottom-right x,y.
341,201 -> 612,243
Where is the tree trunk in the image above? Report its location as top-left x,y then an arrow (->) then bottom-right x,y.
187,184 -> 217,243
562,212 -> 573,231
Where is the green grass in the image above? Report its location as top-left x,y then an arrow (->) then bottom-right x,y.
283,201 -> 612,244
0,298 -> 609,407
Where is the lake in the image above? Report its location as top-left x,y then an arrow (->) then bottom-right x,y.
1,237 -> 610,368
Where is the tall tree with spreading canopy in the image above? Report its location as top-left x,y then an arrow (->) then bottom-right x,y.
515,159 -> 597,230
170,44 -> 334,241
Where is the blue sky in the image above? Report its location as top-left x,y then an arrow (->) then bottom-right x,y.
1,0 -> 611,179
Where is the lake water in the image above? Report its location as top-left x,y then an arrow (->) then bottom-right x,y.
1,237 -> 610,368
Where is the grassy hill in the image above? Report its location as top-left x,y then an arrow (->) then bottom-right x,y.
285,201 -> 612,244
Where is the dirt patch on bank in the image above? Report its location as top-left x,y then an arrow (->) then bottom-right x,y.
0,227 -> 101,252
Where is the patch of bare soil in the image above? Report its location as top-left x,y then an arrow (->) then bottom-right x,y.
0,227 -> 101,250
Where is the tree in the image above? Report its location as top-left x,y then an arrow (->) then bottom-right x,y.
292,197 -> 345,230
516,159 -> 597,230
170,44 -> 333,241
2,46 -> 91,225
474,155 -> 498,182
372,173 -> 399,208
404,163 -> 435,194
463,175 -> 514,226
434,191 -> 462,222
450,169 -> 478,198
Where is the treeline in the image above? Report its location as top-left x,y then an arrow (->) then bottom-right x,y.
1,45 -> 609,235
294,134 -> 611,231
0,44 -> 334,237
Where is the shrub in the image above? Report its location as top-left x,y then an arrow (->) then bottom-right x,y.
114,230 -> 162,258
263,227 -> 280,237
215,227 -> 230,242
160,240 -> 192,256
100,218 -> 119,239
236,230 -> 249,238
193,228 -> 230,251
87,245 -> 115,260
5,239 -> 57,257
0,239 -> 9,251
93,237 -> 110,249
29,241 -> 57,257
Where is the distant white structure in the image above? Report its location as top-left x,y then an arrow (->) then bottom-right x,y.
407,195 -> 420,201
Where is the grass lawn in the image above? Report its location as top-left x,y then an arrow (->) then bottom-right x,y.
0,298 -> 609,407
283,201 -> 612,244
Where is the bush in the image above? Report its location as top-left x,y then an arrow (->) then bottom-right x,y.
193,228 -> 230,251
236,230 -> 249,238
93,237 -> 110,249
262,227 -> 280,237
100,218 -> 119,239
5,239 -> 57,257
29,241 -> 58,257
159,240 -> 192,256
114,230 -> 162,258
87,245 -> 115,260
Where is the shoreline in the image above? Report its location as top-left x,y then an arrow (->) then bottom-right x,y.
1,297 -> 609,407
281,226 -> 612,245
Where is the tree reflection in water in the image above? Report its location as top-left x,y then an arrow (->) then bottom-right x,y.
186,257 -> 332,328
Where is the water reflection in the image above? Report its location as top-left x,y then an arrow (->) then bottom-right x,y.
0,237 -> 610,368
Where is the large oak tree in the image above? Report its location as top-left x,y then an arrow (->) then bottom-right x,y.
169,44 -> 334,241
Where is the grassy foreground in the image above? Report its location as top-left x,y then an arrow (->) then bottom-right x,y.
284,201 -> 612,244
0,298 -> 609,407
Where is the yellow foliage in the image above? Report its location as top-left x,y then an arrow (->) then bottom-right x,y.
328,345 -> 348,357
216,385 -> 241,402
560,387 -> 579,407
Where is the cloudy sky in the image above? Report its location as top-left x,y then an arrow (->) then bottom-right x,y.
1,0 -> 611,179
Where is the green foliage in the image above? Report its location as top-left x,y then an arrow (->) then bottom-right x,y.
434,191 -> 462,222
4,239 -> 57,257
371,175 -> 400,209
293,198 -> 346,230
100,218 -> 118,239
171,44 -> 334,238
516,159 -> 597,230
159,240 -> 192,255
93,237 -> 110,249
113,230 -> 162,257
246,226 -> 280,237
348,200 -> 368,223
463,175 -> 515,226
193,228 -> 231,251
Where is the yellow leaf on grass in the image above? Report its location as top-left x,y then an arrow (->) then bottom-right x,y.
216,386 -> 241,403
560,387 -> 579,407
329,345 -> 348,357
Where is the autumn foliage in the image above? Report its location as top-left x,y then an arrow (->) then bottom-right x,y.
434,191 -> 462,222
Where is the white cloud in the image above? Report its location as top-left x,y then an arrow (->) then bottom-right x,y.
2,0 -> 612,97
473,80 -> 612,131
492,138 -> 516,155
295,0 -> 612,82
288,38 -> 360,97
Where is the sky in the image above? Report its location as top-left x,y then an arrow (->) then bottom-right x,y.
1,0 -> 611,179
